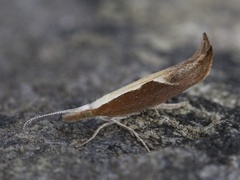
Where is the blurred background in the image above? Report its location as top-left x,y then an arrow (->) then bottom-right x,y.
0,0 -> 239,115
1,1 -> 240,179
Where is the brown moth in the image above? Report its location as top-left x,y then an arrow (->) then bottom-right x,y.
24,33 -> 213,152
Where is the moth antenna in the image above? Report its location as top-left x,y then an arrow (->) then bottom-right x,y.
23,108 -> 82,132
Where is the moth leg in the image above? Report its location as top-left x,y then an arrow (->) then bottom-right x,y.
75,118 -> 150,152
75,121 -> 114,148
148,101 -> 188,116
149,101 -> 188,110
109,118 -> 150,152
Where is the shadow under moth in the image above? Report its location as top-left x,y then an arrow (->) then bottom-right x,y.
24,33 -> 213,152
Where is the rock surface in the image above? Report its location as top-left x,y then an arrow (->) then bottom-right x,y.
0,1 -> 240,180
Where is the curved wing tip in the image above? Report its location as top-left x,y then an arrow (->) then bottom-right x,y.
202,32 -> 210,43
202,32 -> 208,38
201,32 -> 212,54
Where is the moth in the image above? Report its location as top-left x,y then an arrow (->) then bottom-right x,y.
24,33 -> 213,152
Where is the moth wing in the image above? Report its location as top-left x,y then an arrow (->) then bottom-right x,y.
92,69 -> 175,108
